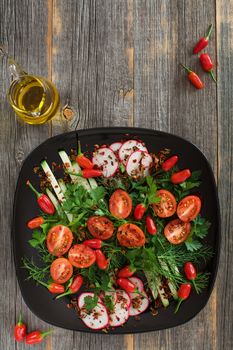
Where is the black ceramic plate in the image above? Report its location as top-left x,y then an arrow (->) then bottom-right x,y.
12,127 -> 220,334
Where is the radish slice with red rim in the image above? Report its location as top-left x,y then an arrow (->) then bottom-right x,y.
126,151 -> 152,177
118,140 -> 148,164
109,297 -> 129,327
110,142 -> 122,153
92,147 -> 118,177
116,289 -> 131,308
78,292 -> 98,309
128,291 -> 149,316
128,277 -> 144,292
80,301 -> 109,330
104,290 -> 118,305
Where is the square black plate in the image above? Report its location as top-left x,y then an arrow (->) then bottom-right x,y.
12,127 -> 220,334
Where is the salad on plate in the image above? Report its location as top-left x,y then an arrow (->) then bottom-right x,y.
23,138 -> 213,330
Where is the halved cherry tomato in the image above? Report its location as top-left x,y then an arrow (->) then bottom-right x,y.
46,225 -> 73,257
177,195 -> 201,222
152,189 -> 177,218
134,203 -> 146,220
50,258 -> 73,284
164,219 -> 191,244
68,244 -> 96,268
117,223 -> 145,247
117,278 -> 136,293
109,189 -> 132,219
87,216 -> 114,240
27,216 -> 44,229
171,169 -> 191,184
117,265 -> 135,278
95,249 -> 109,270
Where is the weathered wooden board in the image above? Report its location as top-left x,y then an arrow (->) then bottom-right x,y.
0,0 -> 232,349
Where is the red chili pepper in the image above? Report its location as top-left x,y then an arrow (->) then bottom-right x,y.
134,203 -> 146,220
199,53 -> 217,83
146,215 -> 157,235
175,283 -> 192,313
95,249 -> 108,270
117,265 -> 136,278
117,278 -> 136,293
14,315 -> 26,342
83,239 -> 103,249
27,216 -> 45,229
56,275 -> 84,299
193,24 -> 213,54
162,155 -> 178,171
25,330 -> 53,345
184,262 -> 198,293
171,169 -> 191,184
76,140 -> 94,169
82,169 -> 102,178
181,64 -> 204,89
26,181 -> 55,215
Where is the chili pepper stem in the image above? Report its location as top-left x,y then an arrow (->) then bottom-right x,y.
26,180 -> 40,197
41,330 -> 53,338
206,24 -> 213,41
55,290 -> 71,299
180,63 -> 192,74
18,313 -> 22,324
209,70 -> 217,83
174,299 -> 183,313
77,140 -> 82,156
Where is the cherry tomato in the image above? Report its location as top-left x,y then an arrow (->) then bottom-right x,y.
162,155 -> 178,171
134,203 -> 146,220
46,225 -> 73,257
50,258 -> 73,284
48,283 -> 65,294
117,223 -> 145,247
117,278 -> 136,293
117,265 -> 135,278
146,215 -> 157,235
109,189 -> 132,219
27,216 -> 44,229
171,169 -> 191,184
83,239 -> 103,249
14,315 -> 26,342
184,262 -> 197,280
164,219 -> 191,244
68,244 -> 96,268
152,189 -> 177,218
177,195 -> 201,222
87,216 -> 114,240
95,249 -> 109,270
175,283 -> 192,313
26,330 -> 53,345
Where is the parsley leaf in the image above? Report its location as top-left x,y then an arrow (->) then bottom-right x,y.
89,186 -> 106,203
103,295 -> 115,312
84,295 -> 99,311
29,229 -> 46,248
185,215 -> 211,251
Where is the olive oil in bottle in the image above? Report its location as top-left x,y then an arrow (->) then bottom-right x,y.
8,75 -> 60,124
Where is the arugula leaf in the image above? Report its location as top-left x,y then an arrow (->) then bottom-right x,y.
84,295 -> 99,311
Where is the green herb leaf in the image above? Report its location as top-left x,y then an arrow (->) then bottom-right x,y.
84,295 -> 99,311
103,295 -> 115,311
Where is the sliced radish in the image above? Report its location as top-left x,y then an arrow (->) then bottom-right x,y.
116,289 -> 131,308
78,292 -> 96,309
118,140 -> 148,165
110,142 -> 122,153
80,301 -> 109,330
109,298 -> 129,327
126,151 -> 152,177
104,290 -> 118,305
129,291 -> 149,316
92,147 -> 118,177
128,277 -> 144,292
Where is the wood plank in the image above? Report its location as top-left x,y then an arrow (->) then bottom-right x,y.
216,1 -> 233,349
133,1 -> 218,349
51,0 -> 134,135
0,1 -> 50,349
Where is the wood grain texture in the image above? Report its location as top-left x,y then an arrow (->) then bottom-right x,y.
0,0 -> 232,349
